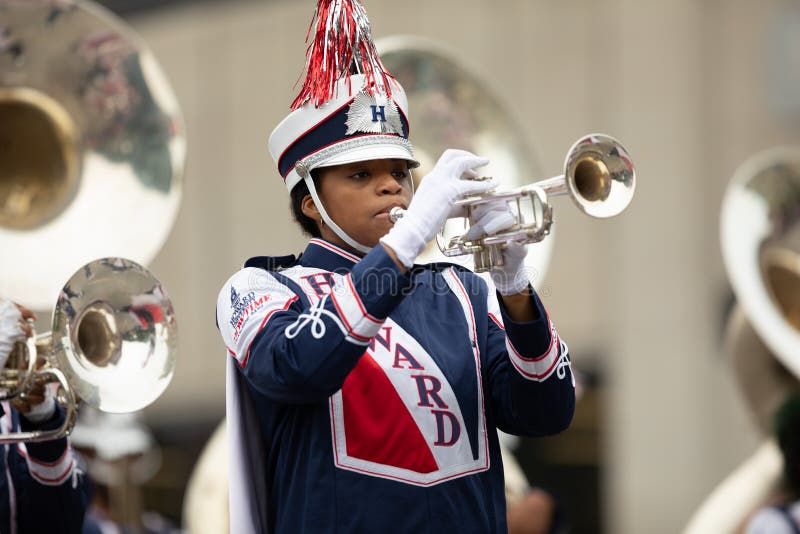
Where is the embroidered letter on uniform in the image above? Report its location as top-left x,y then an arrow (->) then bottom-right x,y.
431,410 -> 461,447
412,375 -> 447,408
393,344 -> 424,370
329,319 -> 488,486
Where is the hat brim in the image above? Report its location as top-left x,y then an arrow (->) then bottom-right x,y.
315,143 -> 420,170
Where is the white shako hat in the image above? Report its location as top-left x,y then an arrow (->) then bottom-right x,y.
268,0 -> 419,194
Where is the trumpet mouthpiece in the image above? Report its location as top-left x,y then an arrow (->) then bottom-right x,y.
389,206 -> 406,223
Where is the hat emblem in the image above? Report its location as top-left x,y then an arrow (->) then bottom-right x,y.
230,286 -> 240,306
345,92 -> 404,136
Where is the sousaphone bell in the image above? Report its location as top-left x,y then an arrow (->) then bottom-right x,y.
0,0 -> 185,310
683,149 -> 800,533
0,0 -> 183,442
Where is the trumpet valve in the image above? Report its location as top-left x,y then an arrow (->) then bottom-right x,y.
473,244 -> 507,273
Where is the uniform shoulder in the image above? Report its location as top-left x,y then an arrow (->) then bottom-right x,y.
411,260 -> 473,275
745,506 -> 798,534
215,260 -> 303,333
219,254 -> 299,296
411,261 -> 489,291
243,254 -> 298,271
217,255 -> 300,312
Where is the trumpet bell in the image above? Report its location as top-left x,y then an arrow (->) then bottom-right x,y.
0,0 -> 185,309
52,258 -> 177,413
565,134 -> 636,218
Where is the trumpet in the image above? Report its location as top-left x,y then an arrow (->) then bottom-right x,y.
1,258 -> 177,444
1,336 -> 76,443
390,134 -> 636,272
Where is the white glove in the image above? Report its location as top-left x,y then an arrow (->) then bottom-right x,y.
21,385 -> 56,423
464,200 -> 517,242
0,300 -> 54,422
381,149 -> 496,268
463,200 -> 529,295
0,299 -> 23,371
489,241 -> 530,296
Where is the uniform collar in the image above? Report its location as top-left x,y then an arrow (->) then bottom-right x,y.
299,238 -> 362,271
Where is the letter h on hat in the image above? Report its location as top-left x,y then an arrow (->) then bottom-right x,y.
268,0 -> 419,194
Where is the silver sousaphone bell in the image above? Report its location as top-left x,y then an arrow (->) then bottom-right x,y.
0,0 -> 183,443
683,149 -> 800,533
0,0 -> 185,309
721,148 -> 800,376
3,258 -> 177,444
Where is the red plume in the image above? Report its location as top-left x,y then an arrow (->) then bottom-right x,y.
290,0 -> 393,110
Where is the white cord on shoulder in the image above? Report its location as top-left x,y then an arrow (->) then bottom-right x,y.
303,175 -> 372,254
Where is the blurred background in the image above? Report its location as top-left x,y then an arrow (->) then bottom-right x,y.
5,0 -> 800,532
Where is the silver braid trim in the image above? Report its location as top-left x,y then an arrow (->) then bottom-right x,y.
297,135 -> 416,172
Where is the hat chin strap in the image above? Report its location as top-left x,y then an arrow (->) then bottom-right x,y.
303,176 -> 372,255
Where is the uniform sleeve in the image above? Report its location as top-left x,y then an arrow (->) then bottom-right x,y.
483,283 -> 575,437
217,246 -> 412,403
745,507 -> 798,534
12,406 -> 88,533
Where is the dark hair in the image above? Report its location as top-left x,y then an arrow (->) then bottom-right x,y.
290,172 -> 322,238
776,393 -> 800,493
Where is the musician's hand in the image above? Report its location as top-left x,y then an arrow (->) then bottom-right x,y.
0,299 -> 28,368
491,241 -> 529,296
464,199 -> 516,241
507,488 -> 557,534
0,300 -> 53,421
462,199 -> 531,301
381,149 -> 496,268
14,303 -> 36,338
13,359 -> 56,423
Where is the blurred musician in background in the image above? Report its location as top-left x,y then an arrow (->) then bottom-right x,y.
745,393 -> 800,533
74,408 -> 183,534
503,377 -> 586,534
507,488 -> 560,534
503,438 -> 557,534
215,1 -> 575,533
0,297 -> 88,533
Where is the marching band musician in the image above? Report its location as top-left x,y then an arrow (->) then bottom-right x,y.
745,393 -> 800,533
215,1 -> 575,532
0,298 -> 88,533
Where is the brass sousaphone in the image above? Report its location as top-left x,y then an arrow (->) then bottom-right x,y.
0,0 -> 185,309
683,150 -> 800,533
0,0 -> 184,441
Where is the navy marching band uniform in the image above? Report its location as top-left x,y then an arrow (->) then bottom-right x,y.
0,403 -> 87,533
217,238 -> 575,533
